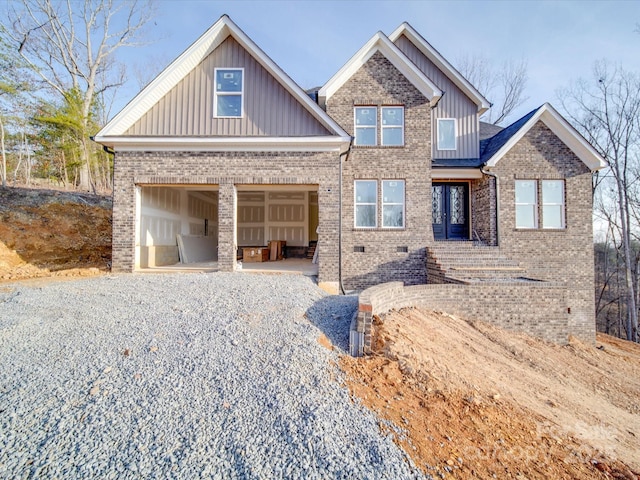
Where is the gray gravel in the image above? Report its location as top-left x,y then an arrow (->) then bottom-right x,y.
0,273 -> 427,479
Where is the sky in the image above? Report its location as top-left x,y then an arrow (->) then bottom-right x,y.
112,0 -> 639,125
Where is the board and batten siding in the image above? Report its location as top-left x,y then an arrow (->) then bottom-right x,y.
126,36 -> 330,137
394,34 -> 479,159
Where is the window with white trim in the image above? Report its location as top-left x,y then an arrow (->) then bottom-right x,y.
437,118 -> 456,150
354,107 -> 377,146
382,180 -> 405,228
354,180 -> 377,227
214,68 -> 243,117
381,107 -> 404,146
542,180 -> 565,229
515,180 -> 538,229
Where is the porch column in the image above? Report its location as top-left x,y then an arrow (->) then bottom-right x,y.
217,182 -> 237,272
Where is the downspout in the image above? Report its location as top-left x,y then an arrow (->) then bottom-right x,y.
480,164 -> 499,246
338,137 -> 354,295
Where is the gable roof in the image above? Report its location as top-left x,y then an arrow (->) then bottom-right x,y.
388,23 -> 491,115
318,32 -> 442,106
95,15 -> 349,147
480,103 -> 607,171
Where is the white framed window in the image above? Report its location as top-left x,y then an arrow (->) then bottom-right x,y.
542,180 -> 565,229
382,180 -> 405,228
515,180 -> 538,229
354,180 -> 377,227
381,107 -> 404,146
214,68 -> 243,117
354,107 -> 377,146
437,118 -> 456,150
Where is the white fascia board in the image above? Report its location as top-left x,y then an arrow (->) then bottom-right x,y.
319,32 -> 442,106
484,103 -> 607,171
97,18 -> 231,137
97,15 -> 349,139
389,23 -> 491,114
94,135 -> 351,153
225,18 -> 349,138
431,168 -> 483,180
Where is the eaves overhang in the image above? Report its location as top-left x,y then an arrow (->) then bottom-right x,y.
93,135 -> 352,153
483,103 -> 607,172
318,32 -> 442,107
389,22 -> 491,115
95,15 -> 349,140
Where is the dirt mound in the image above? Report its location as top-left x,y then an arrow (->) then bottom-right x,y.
340,308 -> 640,479
0,187 -> 112,282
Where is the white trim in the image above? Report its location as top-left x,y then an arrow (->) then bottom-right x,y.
381,106 -> 404,146
515,179 -> 539,229
381,179 -> 405,228
484,103 -> 607,171
354,180 -> 378,228
354,106 -> 377,146
388,22 -> 491,114
96,15 -> 349,139
213,67 -> 244,118
94,135 -> 351,152
541,180 -> 566,229
319,32 -> 442,106
431,168 -> 483,179
437,118 -> 457,151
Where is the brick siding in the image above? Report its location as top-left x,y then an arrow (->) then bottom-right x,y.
326,51 -> 433,290
111,150 -> 341,285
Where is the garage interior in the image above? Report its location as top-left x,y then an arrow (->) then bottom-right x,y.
136,185 -> 318,275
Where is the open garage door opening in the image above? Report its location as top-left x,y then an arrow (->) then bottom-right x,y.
136,186 -> 219,269
236,186 -> 319,274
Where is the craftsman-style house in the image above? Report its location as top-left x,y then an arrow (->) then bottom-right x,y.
95,15 -> 606,343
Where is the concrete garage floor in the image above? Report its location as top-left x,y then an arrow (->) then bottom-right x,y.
139,258 -> 318,277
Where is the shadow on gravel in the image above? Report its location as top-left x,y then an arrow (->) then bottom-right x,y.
305,295 -> 358,353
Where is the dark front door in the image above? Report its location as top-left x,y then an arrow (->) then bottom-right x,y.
432,183 -> 469,240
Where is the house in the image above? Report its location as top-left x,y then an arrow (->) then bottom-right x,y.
94,16 -> 606,345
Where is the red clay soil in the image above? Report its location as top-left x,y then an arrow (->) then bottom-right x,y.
0,186 -> 112,282
340,308 -> 640,479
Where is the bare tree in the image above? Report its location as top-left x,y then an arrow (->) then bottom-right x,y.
559,61 -> 640,342
457,54 -> 528,126
3,0 -> 156,191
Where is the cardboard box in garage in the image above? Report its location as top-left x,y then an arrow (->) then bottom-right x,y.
242,247 -> 269,263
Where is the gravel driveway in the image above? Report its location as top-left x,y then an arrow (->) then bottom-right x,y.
0,273 -> 425,479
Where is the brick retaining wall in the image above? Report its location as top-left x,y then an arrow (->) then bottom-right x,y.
350,281 -> 569,356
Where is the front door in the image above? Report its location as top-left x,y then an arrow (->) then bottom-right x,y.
432,183 -> 469,240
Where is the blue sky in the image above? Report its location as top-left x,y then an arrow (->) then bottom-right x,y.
113,0 -> 639,124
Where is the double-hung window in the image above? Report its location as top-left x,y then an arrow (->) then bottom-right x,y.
354,180 -> 377,227
542,180 -> 565,229
515,180 -> 538,229
214,68 -> 243,117
382,180 -> 405,227
354,107 -> 377,146
437,118 -> 456,150
381,107 -> 404,146
515,180 -> 566,229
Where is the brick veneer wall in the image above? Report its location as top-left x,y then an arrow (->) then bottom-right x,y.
492,121 -> 596,343
111,150 -> 341,285
471,175 -> 497,245
325,51 -> 433,290
351,281 -> 568,356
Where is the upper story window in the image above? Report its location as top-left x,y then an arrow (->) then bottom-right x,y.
214,68 -> 243,117
354,180 -> 377,227
437,118 -> 456,150
542,180 -> 565,229
354,107 -> 377,146
381,107 -> 404,146
515,180 -> 538,229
